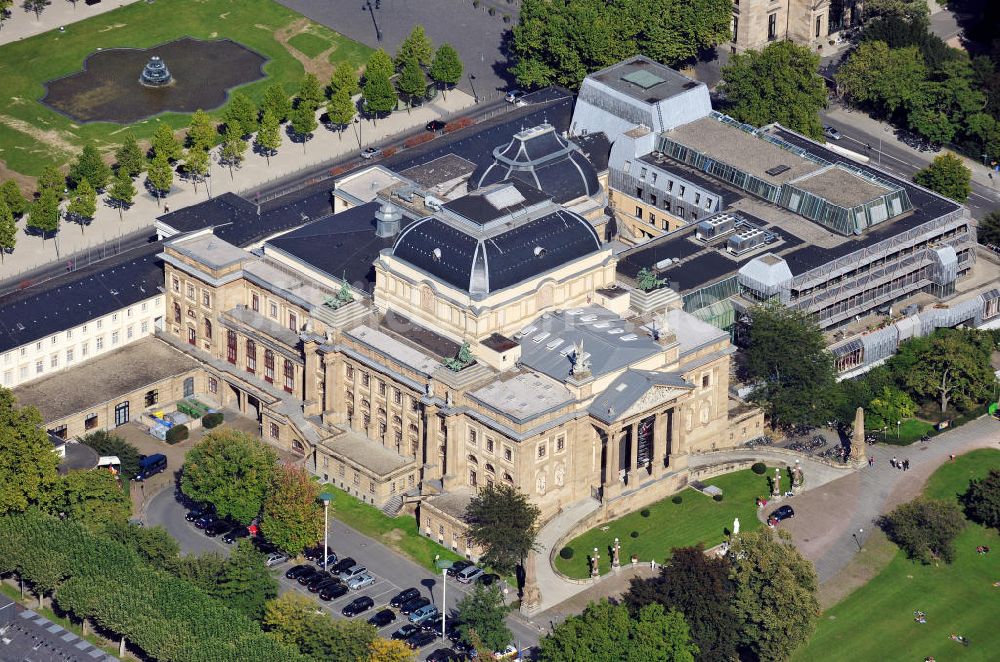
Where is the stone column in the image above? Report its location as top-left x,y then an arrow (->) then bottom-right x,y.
303,340 -> 321,416
603,429 -> 620,495
629,421 -> 639,485
653,411 -> 667,478
849,406 -> 867,465
442,415 -> 460,486
519,552 -> 542,615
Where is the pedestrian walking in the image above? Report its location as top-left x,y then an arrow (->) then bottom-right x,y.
904,459 -> 910,471
891,456 -> 897,468
950,453 -> 956,462
870,454 -> 875,467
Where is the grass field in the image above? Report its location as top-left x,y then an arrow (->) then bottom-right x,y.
321,484 -> 464,573
0,0 -> 370,179
795,449 -> 1000,662
554,468 -> 771,579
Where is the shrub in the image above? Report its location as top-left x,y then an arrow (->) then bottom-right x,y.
751,462 -> 767,475
381,146 -> 397,158
503,13 -> 511,22
671,495 -> 683,504
166,425 -> 189,444
630,531 -> 639,538
80,430 -> 141,480
879,497 -> 965,564
488,6 -> 496,15
962,469 -> 1000,531
559,546 -> 574,560
202,412 -> 224,429
640,508 -> 650,518
713,494 -> 724,502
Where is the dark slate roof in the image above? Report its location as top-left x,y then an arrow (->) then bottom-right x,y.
59,442 -> 100,474
0,243 -> 163,354
443,178 -> 551,226
638,155 -> 740,207
588,369 -> 692,424
0,595 -> 118,661
266,202 -> 415,293
391,187 -> 602,296
573,131 -> 612,172
467,124 -> 601,204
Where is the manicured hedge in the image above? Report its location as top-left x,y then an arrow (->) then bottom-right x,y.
202,413 -> 224,429
165,425 -> 189,444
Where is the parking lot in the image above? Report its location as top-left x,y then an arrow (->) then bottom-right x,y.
146,489 -> 540,658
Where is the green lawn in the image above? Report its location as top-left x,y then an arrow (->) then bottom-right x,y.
795,449 -> 1000,662
287,32 -> 333,58
875,418 -> 937,446
0,0 -> 370,178
321,484 -> 464,573
554,469 -> 771,579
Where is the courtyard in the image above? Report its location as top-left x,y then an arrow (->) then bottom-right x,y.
554,468 -> 772,579
0,0 -> 370,180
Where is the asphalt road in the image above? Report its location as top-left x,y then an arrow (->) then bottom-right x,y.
820,108 -> 1000,220
145,487 -> 542,656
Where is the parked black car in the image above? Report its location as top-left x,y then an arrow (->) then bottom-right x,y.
328,557 -> 356,575
319,583 -> 349,601
306,572 -> 334,592
445,622 -> 464,643
185,504 -> 213,522
399,596 -> 430,615
446,560 -> 473,577
193,513 -> 217,529
391,624 -> 420,640
425,120 -> 446,132
426,648 -> 460,662
296,568 -> 324,586
304,544 -> 334,562
222,525 -> 249,544
405,630 -> 437,649
311,578 -> 342,595
204,519 -> 232,537
477,573 -> 500,587
368,608 -> 397,628
285,564 -> 313,580
342,596 -> 375,617
390,587 -> 421,608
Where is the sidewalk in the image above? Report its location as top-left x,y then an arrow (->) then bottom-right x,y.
0,90 -> 476,280
0,0 -> 143,46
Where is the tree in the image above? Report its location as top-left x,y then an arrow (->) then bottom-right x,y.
22,0 -> 48,20
624,545 -> 738,662
464,482 -> 540,575
225,91 -> 258,138
104,522 -> 180,566
863,0 -> 929,22
49,469 -> 130,531
255,108 -> 282,165
745,302 -> 837,428
27,186 -> 60,239
362,71 -> 397,120
365,48 -> 394,82
539,600 -> 697,662
836,42 -> 927,117
397,56 -> 427,112
913,152 -> 972,202
263,592 -> 376,660
261,84 -> 292,124
184,147 -> 209,194
181,429 -> 277,523
395,25 -> 434,70
186,109 -> 217,151
326,87 -> 356,141
966,113 -> 1000,165
289,103 -> 319,153
368,637 -> 415,661
220,124 -> 248,180
903,329 -> 993,413
1,180 -> 28,217
0,199 -> 15,259
866,386 -> 916,431
297,73 -> 325,109
79,431 -> 141,481
962,469 -> 1000,531
107,169 -> 137,221
212,539 -> 278,619
0,388 -> 60,515
150,123 -> 182,162
880,497 -> 965,563
979,211 -> 1000,247
329,61 -> 360,98
456,585 -> 512,654
261,465 -> 323,555
263,592 -> 314,646
37,164 -> 65,196
114,132 -> 145,178
719,41 -> 827,140
68,143 -> 112,190
66,177 -> 97,229
727,528 -> 819,662
429,43 -> 463,98
146,154 -> 173,209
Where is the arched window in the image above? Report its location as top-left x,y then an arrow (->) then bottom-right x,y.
361,398 -> 370,410
467,454 -> 478,465
484,463 -> 495,474
503,472 -> 514,484
264,350 -> 275,383
393,416 -> 402,428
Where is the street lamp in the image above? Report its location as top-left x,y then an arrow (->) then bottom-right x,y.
896,420 -> 901,439
469,74 -> 478,104
320,492 -> 332,571
852,528 -> 864,551
441,567 -> 448,638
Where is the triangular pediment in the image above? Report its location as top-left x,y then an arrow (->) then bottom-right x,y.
619,384 -> 690,420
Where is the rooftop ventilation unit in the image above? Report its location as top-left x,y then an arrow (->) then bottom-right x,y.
424,195 -> 445,211
579,314 -> 598,322
696,214 -> 737,242
765,164 -> 791,177
727,228 -> 767,255
432,247 -> 442,260
655,257 -> 676,270
532,332 -> 551,343
620,334 -> 638,342
545,339 -> 564,351
519,325 -> 538,337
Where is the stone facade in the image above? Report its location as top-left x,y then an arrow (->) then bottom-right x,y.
731,0 -> 862,53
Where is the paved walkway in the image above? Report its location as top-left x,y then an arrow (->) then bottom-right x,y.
688,448 -> 853,489
0,90 -> 475,281
528,497 -> 600,614
0,0 -> 144,45
768,416 -> 1000,582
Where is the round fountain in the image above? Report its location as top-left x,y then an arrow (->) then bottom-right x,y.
139,55 -> 173,87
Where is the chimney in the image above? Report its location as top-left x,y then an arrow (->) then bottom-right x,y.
375,201 -> 403,238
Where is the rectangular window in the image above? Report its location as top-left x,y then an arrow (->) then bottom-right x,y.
51,336 -> 57,345
85,413 -> 98,430
66,348 -> 74,363
635,206 -> 643,220
2,371 -> 11,386
35,360 -> 43,374
362,372 -> 370,387
288,312 -> 297,332
269,301 -> 278,318
635,187 -> 643,199
393,389 -> 401,405
81,342 -> 89,357
649,194 -> 657,207
96,337 -> 104,351
469,429 -> 478,447
732,15 -> 738,41
537,443 -> 546,459
504,447 -> 512,462
649,213 -> 656,226
142,302 -> 148,312
264,351 -> 275,383
246,339 -> 256,373
96,319 -> 102,330
269,422 -> 279,439
378,380 -> 385,396
702,373 -> 711,388
111,331 -> 119,346
666,180 -> 673,192
768,13 -> 777,40
639,167 -> 647,180
186,283 -> 195,300
369,481 -> 376,495
486,438 -> 495,454
19,366 -> 28,380
694,192 -> 701,205
679,185 -> 686,197
209,377 -> 218,394
145,390 -> 158,407
283,359 -> 294,393
556,435 -> 565,452
251,293 -> 260,312
127,325 -> 134,339
172,276 -> 180,293
227,330 -> 237,364
50,354 -> 58,368
346,364 -> 354,380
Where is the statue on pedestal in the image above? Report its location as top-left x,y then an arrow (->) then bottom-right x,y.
519,553 -> 542,614
612,538 -> 621,569
792,463 -> 804,489
733,517 -> 740,536
772,467 -> 781,498
590,549 -> 600,578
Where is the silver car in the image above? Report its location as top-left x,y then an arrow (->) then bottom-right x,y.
823,125 -> 842,140
265,552 -> 289,567
339,564 -> 367,581
348,573 -> 376,590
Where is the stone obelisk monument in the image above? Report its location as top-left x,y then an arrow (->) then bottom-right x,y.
849,406 -> 867,465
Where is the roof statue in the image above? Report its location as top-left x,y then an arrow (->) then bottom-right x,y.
571,340 -> 592,378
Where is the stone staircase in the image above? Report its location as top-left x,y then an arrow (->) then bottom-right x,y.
381,494 -> 404,517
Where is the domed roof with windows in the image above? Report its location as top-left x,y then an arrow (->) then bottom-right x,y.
390,180 -> 602,298
468,123 -> 601,204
